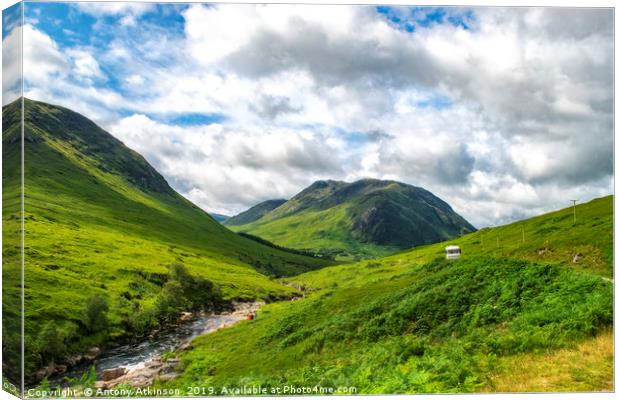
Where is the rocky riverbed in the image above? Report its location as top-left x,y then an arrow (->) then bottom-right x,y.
47,302 -> 264,389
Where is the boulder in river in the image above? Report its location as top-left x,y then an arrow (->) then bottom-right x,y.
84,347 -> 101,361
102,367 -> 127,381
94,381 -> 108,390
65,354 -> 83,366
144,360 -> 163,370
179,312 -> 193,322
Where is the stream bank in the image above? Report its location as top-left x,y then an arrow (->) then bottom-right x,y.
47,302 -> 263,389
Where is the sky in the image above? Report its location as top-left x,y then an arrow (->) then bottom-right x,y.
2,3 -> 614,227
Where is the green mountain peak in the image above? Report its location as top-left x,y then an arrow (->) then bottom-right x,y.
230,178 -> 475,259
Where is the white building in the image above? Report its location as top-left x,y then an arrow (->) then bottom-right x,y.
445,245 -> 461,260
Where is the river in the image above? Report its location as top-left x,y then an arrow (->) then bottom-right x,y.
48,302 -> 263,388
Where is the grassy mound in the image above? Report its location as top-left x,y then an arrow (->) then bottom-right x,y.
160,257 -> 612,393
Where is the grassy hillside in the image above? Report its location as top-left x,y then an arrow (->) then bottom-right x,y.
232,179 -> 475,260
152,195 -> 613,394
291,195 -> 613,292
225,199 -> 286,226
234,202 -> 396,259
2,98 -> 23,389
2,98 -> 333,383
158,258 -> 612,394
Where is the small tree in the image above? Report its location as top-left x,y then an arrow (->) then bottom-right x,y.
168,262 -> 191,283
154,263 -> 222,320
83,295 -> 109,333
154,280 -> 186,321
38,322 -> 66,362
128,302 -> 156,335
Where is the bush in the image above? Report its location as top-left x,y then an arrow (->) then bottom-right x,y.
38,323 -> 66,362
154,263 -> 223,322
155,281 -> 186,320
83,295 -> 109,333
127,301 -> 156,335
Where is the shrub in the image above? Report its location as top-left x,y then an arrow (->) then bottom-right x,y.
82,295 -> 109,333
38,323 -> 66,362
127,302 -> 156,335
154,263 -> 224,322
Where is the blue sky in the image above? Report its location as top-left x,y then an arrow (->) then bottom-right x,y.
376,6 -> 475,32
25,2 -> 187,45
2,2 -> 20,39
20,3 -> 462,126
22,2 -> 211,126
2,3 -> 613,226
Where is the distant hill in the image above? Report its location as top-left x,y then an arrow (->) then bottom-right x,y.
230,179 -> 475,259
225,199 -> 287,226
2,98 -> 333,383
209,213 -> 230,223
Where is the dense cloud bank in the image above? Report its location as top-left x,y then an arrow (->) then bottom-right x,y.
4,4 -> 612,226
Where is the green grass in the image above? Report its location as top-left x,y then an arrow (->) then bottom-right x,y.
2,99 -> 334,383
484,329 -> 613,392
289,195 -> 613,293
232,203 -> 398,261
150,195 -> 613,394
231,179 -> 475,260
2,98 -> 23,390
158,257 -> 612,394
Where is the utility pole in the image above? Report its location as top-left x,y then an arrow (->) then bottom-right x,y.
570,200 -> 578,224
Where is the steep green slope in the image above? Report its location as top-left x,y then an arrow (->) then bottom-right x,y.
232,179 -> 475,259
2,98 -> 23,390
18,99 -> 332,276
293,195 -> 613,291
2,98 -> 333,382
155,195 -> 613,394
225,199 -> 287,226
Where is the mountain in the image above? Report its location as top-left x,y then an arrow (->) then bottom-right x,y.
209,213 -> 230,223
2,98 -> 333,382
230,179 -> 475,259
164,196 -> 613,393
225,199 -> 287,226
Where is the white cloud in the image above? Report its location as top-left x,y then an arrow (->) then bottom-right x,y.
18,5 -> 613,227
23,24 -> 69,88
66,48 -> 104,82
2,24 -> 22,105
108,114 -> 346,215
14,24 -> 136,124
